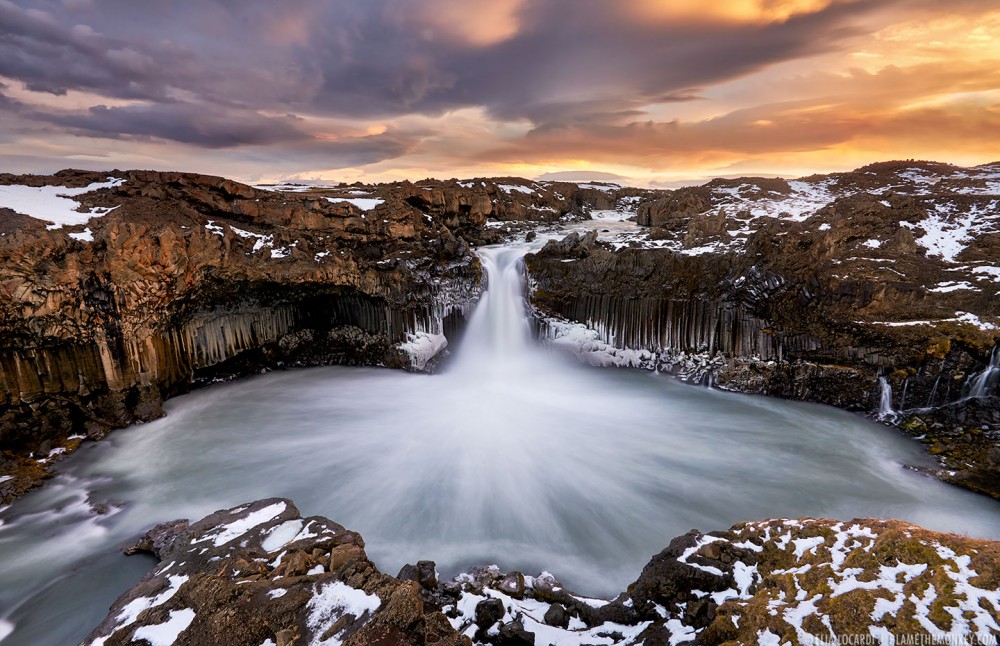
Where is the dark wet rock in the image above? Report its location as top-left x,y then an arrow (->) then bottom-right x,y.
398,559 -> 439,590
498,571 -> 525,599
475,598 -> 505,632
497,620 -> 535,645
122,519 -> 189,557
537,230 -> 598,258
417,560 -> 439,589
543,603 -> 568,628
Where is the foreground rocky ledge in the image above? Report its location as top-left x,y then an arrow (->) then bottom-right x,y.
87,499 -> 1000,645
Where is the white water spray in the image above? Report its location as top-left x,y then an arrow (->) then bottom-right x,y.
446,247 -> 535,375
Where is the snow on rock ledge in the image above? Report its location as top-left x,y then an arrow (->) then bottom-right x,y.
85,500 -> 1000,645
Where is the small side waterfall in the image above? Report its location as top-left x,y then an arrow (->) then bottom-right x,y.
967,347 -> 1000,399
878,377 -> 896,421
927,373 -> 942,407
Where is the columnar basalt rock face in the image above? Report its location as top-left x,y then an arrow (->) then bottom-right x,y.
526,161 -> 1000,498
0,169 -> 499,502
0,168 -> 657,503
88,500 -> 1000,646
3,161 -> 999,503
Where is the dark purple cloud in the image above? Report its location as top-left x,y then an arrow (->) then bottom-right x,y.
0,0 -> 896,151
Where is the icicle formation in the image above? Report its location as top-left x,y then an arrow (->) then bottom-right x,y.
967,346 -> 1000,399
877,377 -> 896,421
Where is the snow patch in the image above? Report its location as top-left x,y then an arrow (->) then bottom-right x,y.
498,184 -> 535,195
96,574 -> 189,643
325,197 -> 385,211
972,266 -> 1000,282
791,536 -> 825,559
929,281 -> 979,293
910,200 -> 1000,263
194,502 -> 287,548
131,608 -> 196,646
68,228 -> 94,242
0,177 -> 124,229
306,581 -> 382,646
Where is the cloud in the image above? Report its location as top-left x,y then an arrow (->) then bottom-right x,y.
0,0 -> 997,180
50,103 -> 311,147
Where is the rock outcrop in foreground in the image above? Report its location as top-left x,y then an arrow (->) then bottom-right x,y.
88,500 -> 1000,646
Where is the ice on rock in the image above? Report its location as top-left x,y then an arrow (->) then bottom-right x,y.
398,332 -> 448,371
261,519 -> 305,553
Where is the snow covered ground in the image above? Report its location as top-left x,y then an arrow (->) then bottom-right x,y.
325,197 -> 385,211
0,178 -> 124,230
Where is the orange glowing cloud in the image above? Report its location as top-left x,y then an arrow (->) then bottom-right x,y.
0,0 -> 997,184
628,0 -> 836,24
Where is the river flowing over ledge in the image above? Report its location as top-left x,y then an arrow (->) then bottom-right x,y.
0,162 -> 999,644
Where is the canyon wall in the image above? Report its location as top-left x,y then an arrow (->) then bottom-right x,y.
0,170 -> 499,498
526,161 -> 1000,498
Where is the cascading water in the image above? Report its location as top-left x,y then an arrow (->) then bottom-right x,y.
3,243 -> 1000,646
446,247 -> 535,375
967,347 -> 1000,399
878,376 -> 896,421
928,373 -> 943,407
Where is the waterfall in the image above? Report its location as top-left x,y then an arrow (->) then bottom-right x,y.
927,373 -> 942,407
967,347 -> 1000,399
446,246 -> 534,377
878,377 -> 896,421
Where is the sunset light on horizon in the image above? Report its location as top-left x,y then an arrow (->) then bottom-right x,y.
0,0 -> 997,186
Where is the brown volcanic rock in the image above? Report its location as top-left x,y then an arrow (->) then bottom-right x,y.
0,168 -> 654,502
87,500 -> 1000,645
527,160 -> 1000,496
86,499 -> 470,646
0,170 -> 488,501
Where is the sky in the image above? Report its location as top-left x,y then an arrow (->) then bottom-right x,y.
0,0 -> 998,186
